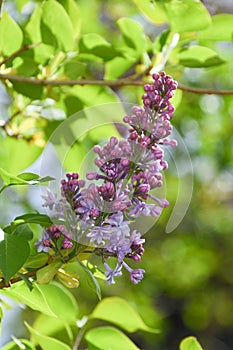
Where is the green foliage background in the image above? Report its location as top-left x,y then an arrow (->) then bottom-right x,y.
0,1 -> 232,349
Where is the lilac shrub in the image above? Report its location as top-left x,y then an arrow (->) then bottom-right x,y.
37,72 -> 178,284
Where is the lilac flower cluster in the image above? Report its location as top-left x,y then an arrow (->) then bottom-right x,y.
37,72 -> 178,285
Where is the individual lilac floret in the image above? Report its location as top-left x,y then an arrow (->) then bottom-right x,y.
35,231 -> 52,253
122,261 -> 145,284
104,262 -> 122,284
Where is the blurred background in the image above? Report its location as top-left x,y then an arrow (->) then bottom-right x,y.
0,1 -> 233,349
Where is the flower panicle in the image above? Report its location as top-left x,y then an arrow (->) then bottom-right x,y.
37,72 -> 177,285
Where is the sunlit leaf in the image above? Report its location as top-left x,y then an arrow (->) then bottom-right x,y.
132,0 -> 167,25
198,14 -> 233,41
81,260 -> 105,280
79,33 -> 116,60
63,60 -> 86,79
178,46 -> 224,67
0,168 -> 54,192
1,281 -> 78,320
0,135 -> 42,174
105,56 -> 135,79
1,338 -> 36,350
78,259 -> 101,300
26,323 -> 71,350
1,282 -> 56,316
164,0 -> 211,32
90,297 -> 159,333
85,326 -> 140,350
37,281 -> 79,321
41,0 -> 74,51
180,336 -> 204,350
25,4 -> 54,63
33,314 -> 73,341
0,11 -> 23,56
58,0 -> 81,40
117,17 -> 146,57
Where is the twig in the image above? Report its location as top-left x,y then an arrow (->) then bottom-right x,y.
0,42 -> 41,67
0,73 -> 232,95
73,325 -> 87,350
177,83 -> 233,95
0,270 -> 38,289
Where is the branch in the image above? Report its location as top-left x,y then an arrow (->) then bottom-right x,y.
177,83 -> 233,95
0,73 -> 233,95
0,42 -> 41,67
0,269 -> 37,289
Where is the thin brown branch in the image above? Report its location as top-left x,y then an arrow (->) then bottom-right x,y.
0,73 -> 233,95
0,42 -> 41,67
0,270 -> 37,289
177,83 -> 233,95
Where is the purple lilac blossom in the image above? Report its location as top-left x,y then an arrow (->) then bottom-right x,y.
36,72 -> 177,285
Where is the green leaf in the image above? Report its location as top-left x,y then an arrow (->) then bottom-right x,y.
0,231 -> 30,283
15,0 -> 31,11
33,314 -> 73,340
1,338 -> 36,350
11,82 -> 43,99
105,56 -> 135,80
17,173 -> 39,181
24,254 -> 49,269
85,326 -> 140,350
0,169 -> 54,192
117,17 -> 146,57
82,260 -> 105,280
132,0 -> 167,25
0,135 -> 42,174
164,0 -> 211,33
26,323 -> 71,350
78,259 -> 101,300
37,281 -> 79,321
63,61 -> 86,79
79,33 -> 116,60
17,58 -> 39,77
12,213 -> 53,228
1,281 -> 77,320
58,0 -> 81,40
1,282 -> 56,317
36,260 -> 63,284
0,167 -> 29,187
180,336 -> 204,350
41,0 -> 74,51
90,297 -> 159,333
198,14 -> 233,41
25,4 -> 54,64
178,46 -> 224,67
105,18 -> 146,79
13,224 -> 33,241
0,11 -> 23,56
16,272 -> 34,291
